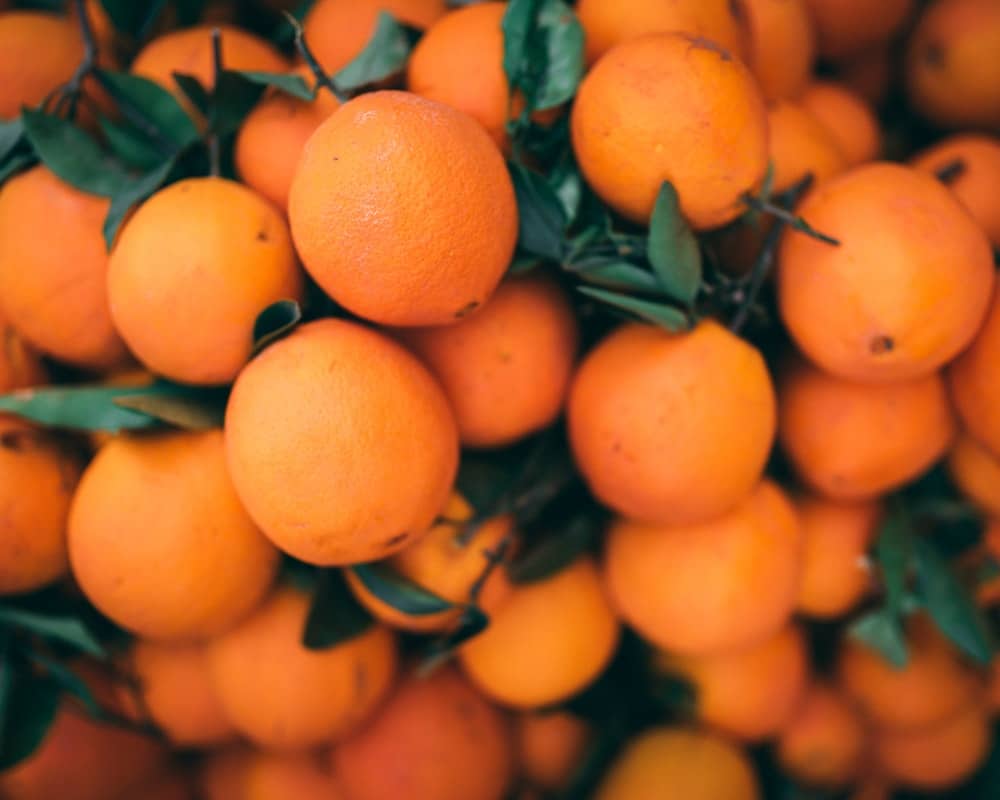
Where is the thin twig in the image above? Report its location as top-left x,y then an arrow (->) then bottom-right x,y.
282,11 -> 347,103
935,157 -> 966,184
208,28 -> 223,177
742,190 -> 840,247
52,0 -> 99,118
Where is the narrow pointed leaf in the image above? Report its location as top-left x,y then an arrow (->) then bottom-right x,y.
507,515 -> 598,585
875,510 -> 910,618
0,674 -> 60,770
114,387 -> 227,431
647,181 -> 702,305
575,261 -> 661,293
349,564 -> 454,616
237,71 -> 314,101
95,70 -> 199,150
302,570 -> 373,650
0,607 -> 104,657
0,119 -> 23,162
252,300 -> 303,355
509,161 -> 566,261
577,286 -> 690,332
98,116 -> 165,171
335,11 -> 411,91
103,155 -> 177,249
849,608 -> 908,668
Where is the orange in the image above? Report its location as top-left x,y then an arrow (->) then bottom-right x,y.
800,82 -> 881,166
303,0 -> 447,74
906,0 -> 1000,130
777,682 -> 867,787
796,495 -> 880,618
197,748 -> 253,800
950,283 -> 1000,459
0,417 -> 82,595
571,33 -> 769,229
656,624 -> 809,741
779,163 -> 994,382
108,177 -> 303,385
838,614 -> 981,731
911,133 -> 1000,247
778,361 -> 956,500
876,703 -> 991,790
332,666 -> 513,800
515,711 -> 592,791
399,276 -> 578,448
594,727 -> 759,800
459,557 -> 619,708
207,585 -> 398,749
289,91 -> 516,326
68,430 -> 280,640
244,752 -> 343,800
0,12 -> 83,119
224,318 -> 459,565
802,0 -> 914,58
575,0 -> 749,65
947,432 -> 1000,517
568,321 -> 775,525
0,316 -> 45,392
346,494 -> 514,632
235,67 -> 340,213
838,46 -> 892,106
0,165 -> 129,370
989,656 -> 1000,711
604,479 -> 801,655
743,0 -> 816,100
767,100 -> 847,192
121,639 -> 235,747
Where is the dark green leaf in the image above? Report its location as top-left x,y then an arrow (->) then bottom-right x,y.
171,73 -> 211,117
0,607 -> 104,657
98,116 -> 165,171
849,608 -> 908,668
548,153 -> 582,225
530,1 -> 584,110
0,152 -> 36,184
418,605 -> 490,676
173,0 -> 208,26
26,653 -> 100,717
114,386 -> 227,431
577,286 -> 690,332
455,458 -> 513,515
509,161 -> 566,261
501,0 -> 537,90
647,182 -> 702,306
0,384 -> 159,433
509,254 -> 542,275
252,300 -> 304,355
0,119 -> 23,163
99,0 -> 168,36
103,155 -> 177,249
875,510 -> 910,619
210,73 -> 266,138
334,11 -> 411,91
21,110 -> 129,197
238,71 -> 315,101
95,70 -> 200,151
302,570 -> 373,650
0,674 -> 60,770
912,536 -> 994,664
574,261 -> 661,294
349,564 -> 454,616
507,515 -> 598,584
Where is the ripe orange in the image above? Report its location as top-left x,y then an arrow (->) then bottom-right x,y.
244,752 -> 343,800
947,432 -> 1000,517
224,318 -> 459,565
778,361 -> 956,500
655,624 -> 809,741
400,276 -> 578,448
595,727 -> 760,800
290,91 -> 516,326
605,479 -> 801,655
800,82 -> 881,166
568,321 -> 775,525
459,557 -> 620,708
575,0 -> 749,65
0,12 -> 83,119
777,682 -> 867,788
0,165 -> 129,370
68,430 -> 280,640
802,0 -> 914,58
206,585 -> 398,749
0,417 -> 82,595
767,100 -> 847,192
515,711 -> 592,791
950,283 -> 1000,459
743,0 -> 816,100
911,133 -> 1000,247
332,666 -> 513,800
572,33 -> 768,229
107,177 -> 303,385
796,495 -> 880,618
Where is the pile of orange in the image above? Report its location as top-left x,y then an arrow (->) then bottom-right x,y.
1,0 -> 1000,798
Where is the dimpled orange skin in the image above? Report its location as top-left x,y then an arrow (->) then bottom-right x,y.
838,615 -> 981,731
515,712 -> 592,791
802,0 -> 914,58
801,82 -> 880,166
0,417 -> 82,595
876,704 -> 991,790
568,321 -> 775,525
777,682 -> 866,788
779,164 -> 994,382
947,433 -> 1000,517
304,0 -> 447,73
0,166 -> 129,370
605,479 -> 801,656
244,753 -> 344,800
0,12 -> 82,119
68,430 -> 280,641
576,0 -> 749,65
767,100 -> 848,192
332,666 -> 514,800
796,496 -> 880,618
571,33 -> 769,229
743,0 -> 816,100
951,283 -> 1000,459
459,557 -> 620,709
108,177 -> 303,385
207,586 -> 398,750
289,91 -> 517,327
595,727 -> 760,800
224,318 -> 459,565
906,0 -> 1000,131
400,276 -> 579,448
912,134 -> 1000,247
779,362 -> 956,500
235,68 -> 340,213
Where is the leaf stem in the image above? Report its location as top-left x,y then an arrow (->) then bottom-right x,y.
741,189 -> 840,247
208,28 -> 223,177
282,12 -> 348,103
935,157 -> 966,184
53,0 -> 100,119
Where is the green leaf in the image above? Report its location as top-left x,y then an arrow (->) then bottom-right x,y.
238,71 -> 315,101
509,161 -> 566,261
502,0 -> 584,112
335,11 -> 411,91
418,605 -> 490,676
849,608 -> 908,668
21,110 -> 130,198
26,653 -> 100,717
502,0 -> 536,90
113,387 -> 227,431
548,153 -> 582,225
302,570 -> 373,650
95,70 -> 200,151
0,119 -> 24,163
349,564 -> 454,616
98,116 -> 165,171
875,510 -> 910,619
210,73 -> 267,138
173,0 -> 208,26
0,152 -> 36,184
252,300 -> 303,356
171,73 -> 211,117
507,515 -> 598,584
573,261 -> 661,294
912,536 -> 994,664
0,673 -> 60,770
577,287 -> 690,332
0,607 -> 104,657
103,156 -> 177,249
99,0 -> 168,36
647,182 -> 702,306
